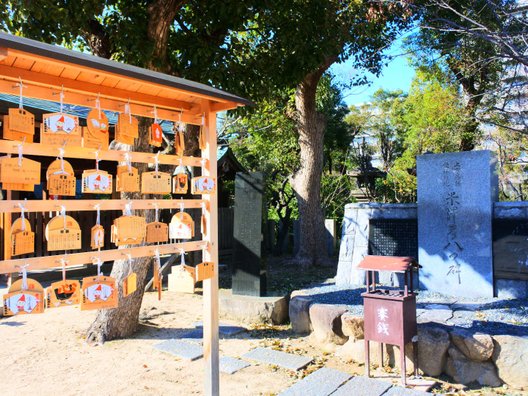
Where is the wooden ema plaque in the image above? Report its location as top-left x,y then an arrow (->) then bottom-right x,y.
0,157 -> 41,191
123,272 -> 137,297
91,224 -> 105,249
84,109 -> 109,149
141,171 -> 171,195
115,113 -> 139,145
172,173 -> 188,194
46,279 -> 81,308
153,260 -> 163,300
199,125 -> 207,150
82,169 -> 113,194
191,176 -> 216,195
150,123 -> 163,147
3,279 -> 45,316
169,212 -> 194,240
3,108 -> 35,142
175,130 -> 185,157
11,217 -> 35,257
80,276 -> 118,310
45,215 -> 82,251
111,215 -> 146,246
195,262 -> 214,282
116,165 -> 140,193
146,221 -> 168,243
41,113 -> 82,146
46,159 -> 76,196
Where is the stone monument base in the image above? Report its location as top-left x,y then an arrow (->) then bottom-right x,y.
219,289 -> 288,325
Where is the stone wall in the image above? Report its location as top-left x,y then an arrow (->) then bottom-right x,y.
336,202 -> 528,297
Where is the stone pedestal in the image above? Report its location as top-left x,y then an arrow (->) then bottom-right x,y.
417,151 -> 497,297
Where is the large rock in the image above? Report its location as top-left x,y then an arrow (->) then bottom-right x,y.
289,296 -> 313,334
336,339 -> 390,367
386,343 -> 415,375
219,290 -> 288,325
492,335 -> 528,389
340,313 -> 364,340
309,304 -> 348,346
450,328 -> 494,362
446,346 -> 502,387
416,325 -> 450,376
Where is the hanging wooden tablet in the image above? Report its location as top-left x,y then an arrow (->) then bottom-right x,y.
191,176 -> 216,195
198,124 -> 207,150
172,172 -> 188,194
123,272 -> 137,297
11,217 -> 34,257
82,169 -> 113,194
195,262 -> 215,282
45,214 -> 82,251
111,215 -> 146,246
169,212 -> 195,240
116,165 -> 140,192
175,130 -> 185,157
146,221 -> 169,243
153,253 -> 163,300
41,113 -> 82,146
80,275 -> 118,310
201,213 -> 207,238
91,224 -> 105,249
84,109 -> 110,149
3,108 -> 35,142
3,277 -> 45,316
0,156 -> 41,185
150,123 -> 163,147
46,259 -> 81,308
46,159 -> 76,196
115,113 -> 139,145
141,171 -> 172,195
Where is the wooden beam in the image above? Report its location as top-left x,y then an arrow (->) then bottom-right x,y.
210,102 -> 240,113
0,198 -> 206,214
0,139 -> 208,168
0,240 -> 208,274
7,48 -> 235,105
202,102 -> 219,396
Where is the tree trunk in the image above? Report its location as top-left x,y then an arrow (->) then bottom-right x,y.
86,118 -> 155,344
290,71 -> 330,267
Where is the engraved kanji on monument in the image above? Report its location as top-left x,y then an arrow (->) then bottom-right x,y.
417,150 -> 497,297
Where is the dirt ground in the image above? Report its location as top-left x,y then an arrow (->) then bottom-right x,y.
0,288 -> 524,396
0,290 -> 363,396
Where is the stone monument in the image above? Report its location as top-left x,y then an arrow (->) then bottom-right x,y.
417,150 -> 498,297
232,172 -> 267,296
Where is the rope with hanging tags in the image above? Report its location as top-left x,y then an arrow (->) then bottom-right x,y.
17,200 -> 27,232
124,99 -> 132,124
17,77 -> 25,110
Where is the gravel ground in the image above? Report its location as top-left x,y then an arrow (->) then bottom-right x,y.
296,282 -> 528,336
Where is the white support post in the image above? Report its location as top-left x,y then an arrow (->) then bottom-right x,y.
202,102 -> 219,396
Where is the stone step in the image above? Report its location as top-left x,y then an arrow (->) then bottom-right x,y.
331,376 -> 392,396
242,347 -> 313,371
153,339 -> 203,361
279,367 -> 351,396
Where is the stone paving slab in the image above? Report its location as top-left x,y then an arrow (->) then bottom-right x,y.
193,321 -> 247,336
279,368 -> 351,396
153,339 -> 203,361
242,347 -> 313,371
331,376 -> 392,396
177,329 -> 203,344
382,386 -> 431,396
219,356 -> 251,374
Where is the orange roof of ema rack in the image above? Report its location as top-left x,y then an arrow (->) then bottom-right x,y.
0,32 -> 252,124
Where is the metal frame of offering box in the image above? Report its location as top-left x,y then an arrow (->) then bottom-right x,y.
0,32 -> 251,396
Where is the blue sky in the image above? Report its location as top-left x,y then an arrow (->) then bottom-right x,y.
330,39 -> 416,107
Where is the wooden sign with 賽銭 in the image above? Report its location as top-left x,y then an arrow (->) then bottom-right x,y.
46,159 -> 76,196
84,109 -> 109,149
191,176 -> 216,195
141,171 -> 171,195
111,215 -> 146,246
11,217 -> 34,257
3,108 -> 35,142
169,212 -> 194,240
146,221 -> 169,243
3,278 -> 45,316
116,165 -> 140,193
45,215 -> 82,251
80,276 -> 118,310
41,113 -> 82,146
82,169 -> 113,194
